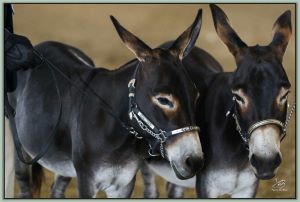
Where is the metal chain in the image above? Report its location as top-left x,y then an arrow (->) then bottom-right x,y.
131,112 -> 167,158
231,99 -> 295,145
132,112 -> 166,142
160,143 -> 165,158
284,102 -> 296,129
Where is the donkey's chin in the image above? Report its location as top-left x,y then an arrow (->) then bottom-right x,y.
250,159 -> 280,180
254,171 -> 275,180
170,161 -> 196,180
250,163 -> 279,180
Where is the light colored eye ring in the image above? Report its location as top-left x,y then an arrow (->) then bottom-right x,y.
151,94 -> 178,111
231,89 -> 249,109
233,94 -> 245,104
280,92 -> 289,103
277,88 -> 290,105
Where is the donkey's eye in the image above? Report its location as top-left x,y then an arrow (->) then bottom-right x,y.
157,97 -> 174,108
280,91 -> 290,102
151,94 -> 178,112
234,94 -> 245,104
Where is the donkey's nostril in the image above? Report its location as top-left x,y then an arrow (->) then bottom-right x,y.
250,154 -> 258,168
185,156 -> 203,173
274,153 -> 282,168
185,156 -> 193,169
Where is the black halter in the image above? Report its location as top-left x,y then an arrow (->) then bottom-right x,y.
127,63 -> 200,158
226,96 -> 294,150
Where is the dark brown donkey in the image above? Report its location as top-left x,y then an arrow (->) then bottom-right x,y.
196,5 -> 293,198
142,4 -> 294,198
11,10 -> 205,198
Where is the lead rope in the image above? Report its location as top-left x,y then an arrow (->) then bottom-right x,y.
6,57 -> 63,165
7,50 -> 134,164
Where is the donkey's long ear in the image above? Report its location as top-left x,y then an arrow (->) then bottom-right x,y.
169,9 -> 202,60
110,16 -> 152,62
210,4 -> 247,61
269,10 -> 292,62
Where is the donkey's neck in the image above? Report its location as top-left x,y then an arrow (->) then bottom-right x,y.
82,59 -> 149,157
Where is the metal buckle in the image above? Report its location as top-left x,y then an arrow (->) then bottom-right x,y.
129,112 -> 133,120
128,79 -> 136,88
158,130 -> 167,143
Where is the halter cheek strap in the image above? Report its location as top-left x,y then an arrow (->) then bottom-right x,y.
127,65 -> 200,158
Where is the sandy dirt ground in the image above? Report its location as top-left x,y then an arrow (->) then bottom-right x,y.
9,3 -> 295,198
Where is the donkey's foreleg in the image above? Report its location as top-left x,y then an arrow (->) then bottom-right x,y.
77,173 -> 98,198
50,174 -> 72,198
166,182 -> 185,198
141,162 -> 159,198
14,153 -> 32,198
195,172 -> 219,198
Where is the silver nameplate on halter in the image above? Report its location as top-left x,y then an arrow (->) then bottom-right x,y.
171,126 -> 200,135
137,111 -> 155,129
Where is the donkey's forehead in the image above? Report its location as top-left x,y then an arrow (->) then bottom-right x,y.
232,55 -> 290,90
151,48 -> 178,61
142,49 -> 183,73
249,45 -> 271,54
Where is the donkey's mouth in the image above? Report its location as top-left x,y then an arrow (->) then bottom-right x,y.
254,172 -> 275,180
170,161 -> 194,180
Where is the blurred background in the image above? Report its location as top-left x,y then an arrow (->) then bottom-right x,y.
10,3 -> 295,198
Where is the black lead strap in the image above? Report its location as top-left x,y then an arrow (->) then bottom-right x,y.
6,51 -> 133,164
38,51 -> 131,131
6,58 -> 63,164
